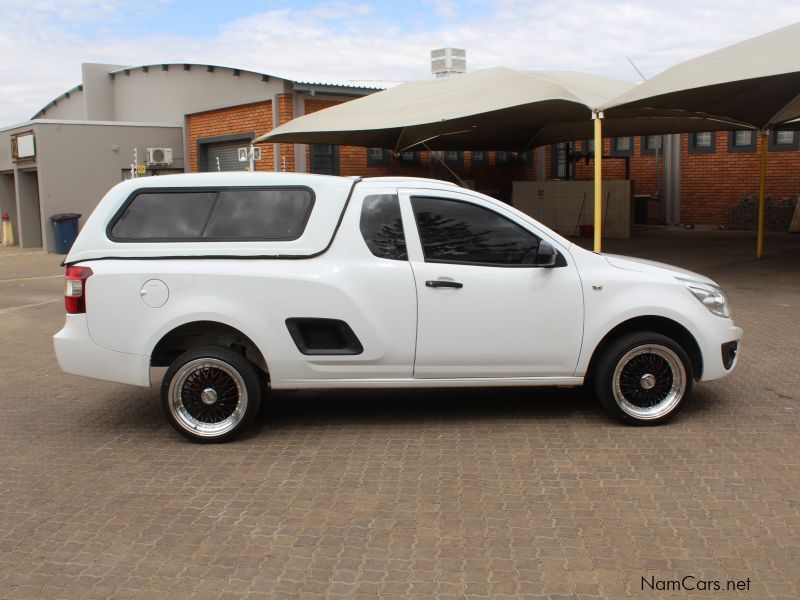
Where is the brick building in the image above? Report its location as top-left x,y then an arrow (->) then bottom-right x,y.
0,62 -> 386,251
188,87 -> 799,228
540,131 -> 799,227
4,61 -> 798,252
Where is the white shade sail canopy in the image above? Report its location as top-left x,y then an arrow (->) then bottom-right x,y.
605,22 -> 800,128
258,66 -> 752,151
259,67 -> 633,150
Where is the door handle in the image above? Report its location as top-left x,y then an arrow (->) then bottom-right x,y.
425,280 -> 463,289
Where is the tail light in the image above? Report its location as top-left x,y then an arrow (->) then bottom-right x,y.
65,266 -> 93,314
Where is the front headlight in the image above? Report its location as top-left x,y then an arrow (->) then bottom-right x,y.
676,277 -> 731,318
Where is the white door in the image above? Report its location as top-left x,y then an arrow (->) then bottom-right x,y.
400,190 -> 584,379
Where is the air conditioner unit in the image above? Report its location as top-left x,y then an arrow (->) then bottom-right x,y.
146,147 -> 173,165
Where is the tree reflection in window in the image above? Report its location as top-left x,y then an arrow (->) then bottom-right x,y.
412,197 -> 540,265
360,195 -> 407,260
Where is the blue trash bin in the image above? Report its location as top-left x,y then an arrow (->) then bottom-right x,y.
50,213 -> 82,254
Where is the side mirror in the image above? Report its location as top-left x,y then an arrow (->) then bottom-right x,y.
535,241 -> 558,267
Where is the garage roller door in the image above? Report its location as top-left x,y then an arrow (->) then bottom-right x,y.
204,140 -> 248,172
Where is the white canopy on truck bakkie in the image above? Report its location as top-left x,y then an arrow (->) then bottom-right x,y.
65,173 -> 360,265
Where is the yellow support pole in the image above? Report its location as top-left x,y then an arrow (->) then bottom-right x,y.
593,112 -> 603,252
756,130 -> 768,259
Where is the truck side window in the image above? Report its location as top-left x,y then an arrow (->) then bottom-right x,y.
109,188 -> 314,242
204,189 -> 313,240
411,196 -> 540,265
360,195 -> 407,260
110,191 -> 217,240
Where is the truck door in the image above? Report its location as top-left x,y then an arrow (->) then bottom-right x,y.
399,189 -> 584,379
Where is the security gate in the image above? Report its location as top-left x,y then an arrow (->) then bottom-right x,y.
203,140 -> 248,172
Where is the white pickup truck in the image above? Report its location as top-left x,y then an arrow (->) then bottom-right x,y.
55,173 -> 741,442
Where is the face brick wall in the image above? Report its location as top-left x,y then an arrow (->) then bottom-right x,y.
304,99 -> 397,177
186,101 -> 273,172
680,132 -> 800,226
537,133 -> 800,226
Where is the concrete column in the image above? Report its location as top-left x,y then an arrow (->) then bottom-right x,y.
182,115 -> 190,173
272,97 -> 281,172
81,63 -> 117,121
14,169 -> 43,248
663,134 -> 682,225
536,147 -> 546,181
0,173 -> 18,244
293,93 -> 307,173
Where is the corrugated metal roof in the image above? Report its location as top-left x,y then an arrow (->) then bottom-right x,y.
106,63 -> 400,90
32,62 -> 403,120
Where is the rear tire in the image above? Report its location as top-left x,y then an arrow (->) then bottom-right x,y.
161,345 -> 261,443
594,332 -> 693,425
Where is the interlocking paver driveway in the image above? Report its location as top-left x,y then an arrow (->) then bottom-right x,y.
1,230 -> 798,599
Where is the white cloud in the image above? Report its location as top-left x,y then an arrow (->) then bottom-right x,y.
423,0 -> 458,19
1,1 -> 799,123
0,0 -> 171,22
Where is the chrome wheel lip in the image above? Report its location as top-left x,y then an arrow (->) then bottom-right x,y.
168,358 -> 247,438
612,344 -> 686,420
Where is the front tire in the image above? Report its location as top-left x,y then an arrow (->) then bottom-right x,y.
161,345 -> 261,443
594,332 -> 693,425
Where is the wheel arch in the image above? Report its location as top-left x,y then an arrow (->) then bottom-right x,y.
585,316 -> 703,382
150,320 -> 269,377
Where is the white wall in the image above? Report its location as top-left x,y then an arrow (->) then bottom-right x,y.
112,66 -> 285,124
513,180 -> 632,239
34,122 -> 184,251
35,88 -> 86,120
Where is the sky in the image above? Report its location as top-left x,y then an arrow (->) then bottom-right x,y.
1,0 -> 799,124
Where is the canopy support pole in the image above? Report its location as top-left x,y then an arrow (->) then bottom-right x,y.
593,112 -> 604,253
757,130 -> 768,260
421,143 -> 468,188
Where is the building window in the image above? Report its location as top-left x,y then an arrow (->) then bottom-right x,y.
495,151 -> 511,164
443,150 -> 463,166
471,150 -> 487,165
583,139 -> 594,155
727,130 -> 756,153
688,132 -> 716,154
367,147 -> 389,166
551,142 -> 572,179
10,131 -> 35,163
640,135 -> 663,156
768,129 -> 799,152
611,137 -> 632,156
518,151 -> 532,167
398,150 -> 420,165
309,144 -> 340,175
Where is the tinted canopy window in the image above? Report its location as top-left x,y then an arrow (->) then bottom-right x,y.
359,194 -> 407,260
110,188 -> 314,241
110,192 -> 216,240
412,196 -> 540,265
204,189 -> 313,240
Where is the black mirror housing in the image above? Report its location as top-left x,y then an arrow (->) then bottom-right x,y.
535,241 -> 558,267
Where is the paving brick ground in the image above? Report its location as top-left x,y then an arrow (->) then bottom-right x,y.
0,229 -> 798,599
